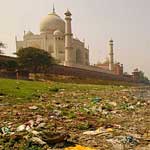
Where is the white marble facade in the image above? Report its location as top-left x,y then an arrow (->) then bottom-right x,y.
16,8 -> 89,66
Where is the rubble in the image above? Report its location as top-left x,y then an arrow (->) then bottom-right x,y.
29,106 -> 38,110
31,137 -> 46,145
83,127 -> 113,135
16,124 -> 26,132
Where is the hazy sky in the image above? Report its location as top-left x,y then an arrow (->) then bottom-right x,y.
0,0 -> 150,77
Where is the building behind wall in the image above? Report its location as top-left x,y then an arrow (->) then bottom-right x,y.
16,6 -> 144,79
16,7 -> 89,67
132,68 -> 141,80
15,6 -> 125,75
95,39 -> 124,76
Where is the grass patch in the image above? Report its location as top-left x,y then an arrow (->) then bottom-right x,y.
76,122 -> 90,130
0,78 -> 125,104
0,78 -> 50,103
48,86 -> 60,92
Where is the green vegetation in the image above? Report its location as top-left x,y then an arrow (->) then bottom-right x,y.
0,78 -> 124,104
0,42 -> 5,54
138,71 -> 150,84
0,78 -> 49,103
16,47 -> 55,73
102,102 -> 113,111
76,122 -> 90,130
0,59 -> 18,70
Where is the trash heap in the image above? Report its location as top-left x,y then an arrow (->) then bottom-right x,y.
0,84 -> 150,150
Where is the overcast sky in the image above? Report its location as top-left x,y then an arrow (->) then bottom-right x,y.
0,0 -> 150,77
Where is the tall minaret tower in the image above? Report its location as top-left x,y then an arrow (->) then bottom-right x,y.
64,9 -> 75,66
109,39 -> 114,71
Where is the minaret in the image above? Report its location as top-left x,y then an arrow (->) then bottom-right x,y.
109,39 -> 114,71
64,9 -> 75,66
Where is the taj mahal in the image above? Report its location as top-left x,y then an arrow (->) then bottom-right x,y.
16,7 -> 89,66
16,6 -> 123,75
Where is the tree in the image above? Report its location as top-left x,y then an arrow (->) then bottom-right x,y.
139,71 -> 150,84
16,47 -> 55,73
0,42 -> 6,68
0,60 -> 6,69
6,60 -> 18,71
0,42 -> 5,54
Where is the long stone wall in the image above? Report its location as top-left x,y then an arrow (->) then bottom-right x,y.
67,63 -> 115,74
0,55 -> 16,61
47,65 -> 136,83
0,55 -> 139,83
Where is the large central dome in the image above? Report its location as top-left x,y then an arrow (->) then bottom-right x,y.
40,12 -> 65,33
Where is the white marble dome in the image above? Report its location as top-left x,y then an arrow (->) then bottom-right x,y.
40,12 -> 65,33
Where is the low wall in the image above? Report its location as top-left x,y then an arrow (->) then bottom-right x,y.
46,65 -> 137,83
67,63 -> 115,75
0,55 -> 16,61
0,55 -> 139,83
0,70 -> 29,80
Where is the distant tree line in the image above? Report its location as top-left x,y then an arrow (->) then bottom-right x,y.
0,59 -> 18,71
0,42 -> 17,70
138,71 -> 150,84
0,42 -> 5,54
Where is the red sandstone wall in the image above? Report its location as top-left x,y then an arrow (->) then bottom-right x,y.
46,65 -> 137,83
0,55 -> 139,83
0,55 -> 16,61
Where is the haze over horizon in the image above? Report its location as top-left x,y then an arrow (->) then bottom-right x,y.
0,0 -> 150,77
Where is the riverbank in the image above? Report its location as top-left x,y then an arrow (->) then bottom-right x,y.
0,78 -> 149,149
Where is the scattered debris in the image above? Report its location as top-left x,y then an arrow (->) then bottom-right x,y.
16,124 -> 26,132
31,137 -> 46,145
91,97 -> 102,103
65,145 -> 96,150
0,82 -> 150,149
40,132 -> 70,144
29,106 -> 38,110
83,127 -> 113,135
1,127 -> 11,135
123,135 -> 139,145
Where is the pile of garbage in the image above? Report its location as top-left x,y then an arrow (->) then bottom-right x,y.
0,86 -> 150,149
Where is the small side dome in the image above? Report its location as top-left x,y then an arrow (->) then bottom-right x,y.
53,30 -> 63,36
25,31 -> 34,36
